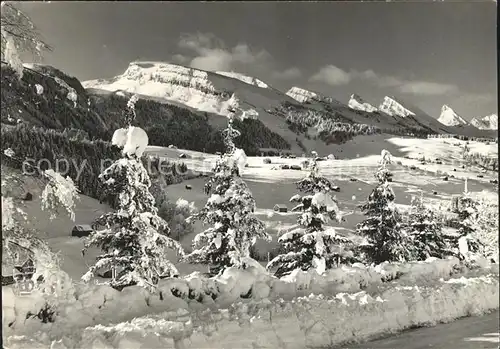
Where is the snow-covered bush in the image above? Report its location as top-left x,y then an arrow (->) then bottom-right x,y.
184,120 -> 270,275
356,150 -> 413,264
2,195 -> 18,230
404,192 -> 448,261
158,198 -> 197,241
231,147 -> 247,173
34,83 -> 44,95
469,195 -> 499,262
267,159 -> 357,277
40,169 -> 79,221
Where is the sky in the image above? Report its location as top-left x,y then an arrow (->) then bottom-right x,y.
16,1 -> 497,120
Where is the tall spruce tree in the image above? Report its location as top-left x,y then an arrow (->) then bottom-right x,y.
184,117 -> 270,275
356,150 -> 412,264
405,191 -> 447,260
82,96 -> 182,291
267,159 -> 356,278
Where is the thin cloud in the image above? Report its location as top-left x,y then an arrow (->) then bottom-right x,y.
272,67 -> 302,80
177,32 -> 271,72
171,54 -> 189,64
398,81 -> 459,95
309,65 -> 351,85
310,64 -> 459,95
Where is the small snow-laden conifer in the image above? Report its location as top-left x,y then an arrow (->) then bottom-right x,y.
267,159 -> 357,278
405,191 -> 447,260
446,192 -> 486,261
83,96 -> 183,291
40,169 -> 79,221
356,150 -> 412,264
184,120 -> 270,275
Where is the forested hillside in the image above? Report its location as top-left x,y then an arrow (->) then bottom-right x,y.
1,65 -> 291,155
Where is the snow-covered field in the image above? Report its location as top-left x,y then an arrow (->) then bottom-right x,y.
2,135 -> 498,349
145,135 -> 498,255
4,135 -> 496,279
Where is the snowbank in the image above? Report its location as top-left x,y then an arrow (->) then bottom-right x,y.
2,258 -> 498,348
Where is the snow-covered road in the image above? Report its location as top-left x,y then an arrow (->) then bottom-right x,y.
343,310 -> 499,349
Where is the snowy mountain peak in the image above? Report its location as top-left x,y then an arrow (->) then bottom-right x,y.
348,94 -> 378,113
215,71 -> 269,89
286,87 -> 334,104
378,96 -> 415,118
470,113 -> 498,130
82,61 -> 262,120
437,104 -> 468,126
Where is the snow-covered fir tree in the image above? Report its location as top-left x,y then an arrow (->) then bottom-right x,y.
405,191 -> 447,260
184,117 -> 270,275
267,158 -> 356,278
82,96 -> 183,291
447,189 -> 485,260
356,150 -> 412,264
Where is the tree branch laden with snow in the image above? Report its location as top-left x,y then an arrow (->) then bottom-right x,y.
40,169 -> 79,221
1,3 -> 52,78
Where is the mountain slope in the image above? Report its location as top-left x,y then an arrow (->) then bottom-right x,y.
391,96 -> 497,139
1,63 -> 109,137
215,71 -> 269,89
1,63 -> 291,155
284,88 -> 451,136
437,105 -> 468,126
348,94 -> 378,113
82,61 -> 304,153
379,96 -> 416,118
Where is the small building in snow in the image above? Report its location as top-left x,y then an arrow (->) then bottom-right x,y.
273,204 -> 288,213
71,224 -> 93,238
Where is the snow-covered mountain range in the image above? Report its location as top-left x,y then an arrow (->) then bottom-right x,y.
437,105 -> 468,126
83,62 -> 247,118
470,114 -> 498,130
81,61 -> 496,141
